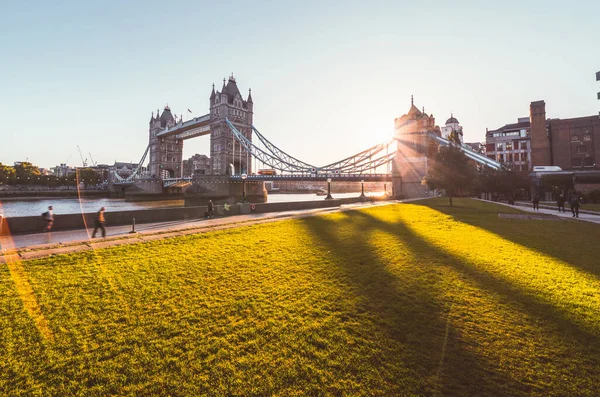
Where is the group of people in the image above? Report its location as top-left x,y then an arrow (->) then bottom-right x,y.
40,200 -> 218,237
41,206 -> 107,237
531,192 -> 582,218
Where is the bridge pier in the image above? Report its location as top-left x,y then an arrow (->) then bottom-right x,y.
185,175 -> 267,206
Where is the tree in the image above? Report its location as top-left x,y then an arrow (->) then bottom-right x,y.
448,130 -> 462,145
14,162 -> 40,184
0,163 -> 16,184
426,146 -> 477,206
76,168 -> 99,188
479,165 -> 530,203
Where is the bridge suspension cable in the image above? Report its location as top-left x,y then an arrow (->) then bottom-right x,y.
226,119 -> 315,173
113,144 -> 150,182
317,140 -> 396,173
251,125 -> 316,170
226,119 -> 397,175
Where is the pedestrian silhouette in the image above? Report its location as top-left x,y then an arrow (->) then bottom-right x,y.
42,206 -> 54,232
569,194 -> 580,218
532,193 -> 540,211
92,207 -> 106,238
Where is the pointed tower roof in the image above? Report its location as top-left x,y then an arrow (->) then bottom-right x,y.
210,83 -> 216,100
247,88 -> 253,103
221,78 -> 226,92
160,105 -> 174,127
223,75 -> 241,98
149,111 -> 155,122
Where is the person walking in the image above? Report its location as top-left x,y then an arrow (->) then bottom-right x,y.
557,193 -> 566,213
42,206 -> 54,232
207,200 -> 214,218
569,194 -> 580,218
532,193 -> 540,211
92,207 -> 106,238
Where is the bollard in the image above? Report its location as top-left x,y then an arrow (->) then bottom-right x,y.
129,217 -> 136,234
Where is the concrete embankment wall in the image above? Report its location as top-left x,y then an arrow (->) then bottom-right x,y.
1,197 -> 376,235
0,190 -> 109,198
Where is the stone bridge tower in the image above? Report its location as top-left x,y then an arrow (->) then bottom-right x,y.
148,106 -> 184,179
392,97 -> 440,198
209,75 -> 254,175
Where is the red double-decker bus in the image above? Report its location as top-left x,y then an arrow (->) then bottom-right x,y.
258,169 -> 277,175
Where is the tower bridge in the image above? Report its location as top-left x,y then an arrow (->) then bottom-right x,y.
114,75 -> 501,201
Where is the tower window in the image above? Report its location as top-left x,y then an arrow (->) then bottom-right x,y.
577,146 -> 587,154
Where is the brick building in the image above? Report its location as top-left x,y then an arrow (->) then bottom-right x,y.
183,154 -> 211,177
530,101 -> 599,170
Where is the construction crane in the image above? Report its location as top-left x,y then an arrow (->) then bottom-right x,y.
77,145 -> 88,167
88,152 -> 97,167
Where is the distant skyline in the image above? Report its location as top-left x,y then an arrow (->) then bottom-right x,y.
1,0 -> 599,168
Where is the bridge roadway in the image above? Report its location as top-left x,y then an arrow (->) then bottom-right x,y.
115,174 -> 393,189
230,173 -> 392,182
156,114 -> 211,140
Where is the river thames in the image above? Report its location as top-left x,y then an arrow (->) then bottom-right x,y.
0,192 -> 384,217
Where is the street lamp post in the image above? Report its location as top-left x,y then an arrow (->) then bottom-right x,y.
325,178 -> 333,200
360,179 -> 366,199
241,173 -> 247,202
597,71 -> 600,114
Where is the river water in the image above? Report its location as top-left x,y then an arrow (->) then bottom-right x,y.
0,192 -> 385,218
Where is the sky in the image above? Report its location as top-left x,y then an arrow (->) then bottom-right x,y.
1,0 -> 599,169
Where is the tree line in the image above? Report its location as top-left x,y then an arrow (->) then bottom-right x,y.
426,146 -> 530,206
0,162 -> 100,188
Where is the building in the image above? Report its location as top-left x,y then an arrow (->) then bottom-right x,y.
440,114 -> 463,144
392,97 -> 440,198
51,163 -> 76,178
529,101 -> 600,170
485,117 -> 531,171
209,75 -> 253,175
183,154 -> 211,177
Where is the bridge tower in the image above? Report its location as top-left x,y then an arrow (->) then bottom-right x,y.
209,75 -> 253,175
392,97 -> 440,198
148,106 -> 184,179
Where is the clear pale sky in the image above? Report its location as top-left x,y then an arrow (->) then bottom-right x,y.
1,0 -> 599,169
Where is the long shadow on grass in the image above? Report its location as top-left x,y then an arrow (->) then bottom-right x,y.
418,199 -> 600,278
301,212 -> 523,396
352,209 -> 600,395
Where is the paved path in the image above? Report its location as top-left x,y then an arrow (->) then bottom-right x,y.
2,199 -> 431,257
515,201 -> 600,216
485,200 -> 600,225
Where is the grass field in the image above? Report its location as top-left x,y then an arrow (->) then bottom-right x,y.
2,198 -> 600,396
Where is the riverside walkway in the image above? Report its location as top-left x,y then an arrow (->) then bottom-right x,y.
1,200 -> 407,261
494,200 -> 600,225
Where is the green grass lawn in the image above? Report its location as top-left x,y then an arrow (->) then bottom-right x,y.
581,203 -> 600,212
2,198 -> 600,396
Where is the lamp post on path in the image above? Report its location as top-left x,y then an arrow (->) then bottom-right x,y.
241,173 -> 247,202
325,178 -> 333,200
